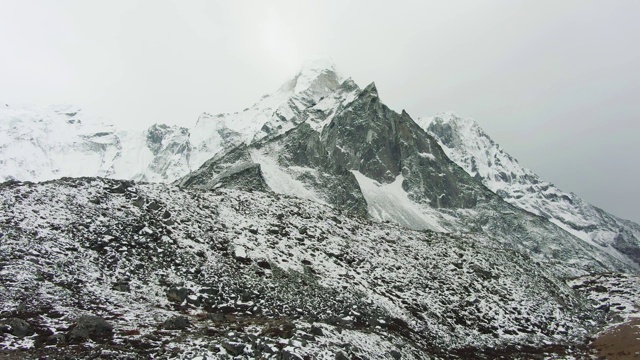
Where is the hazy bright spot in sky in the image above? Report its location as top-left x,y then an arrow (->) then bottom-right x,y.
260,6 -> 300,71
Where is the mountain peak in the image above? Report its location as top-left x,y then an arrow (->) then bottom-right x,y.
340,77 -> 359,91
278,57 -> 341,95
362,82 -> 378,97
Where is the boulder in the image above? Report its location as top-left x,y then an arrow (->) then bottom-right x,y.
166,287 -> 191,303
147,201 -> 161,211
68,315 -> 113,341
6,318 -> 33,337
309,325 -> 324,336
221,341 -> 246,356
132,196 -> 145,208
162,316 -> 190,330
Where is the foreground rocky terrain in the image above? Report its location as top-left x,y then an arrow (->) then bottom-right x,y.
0,177 -> 626,359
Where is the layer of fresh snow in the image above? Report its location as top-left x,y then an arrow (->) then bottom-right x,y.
192,57 -> 343,151
351,170 -> 445,232
249,148 -> 327,205
0,103 -> 120,181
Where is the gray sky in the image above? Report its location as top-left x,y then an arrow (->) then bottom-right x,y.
1,0 -> 639,223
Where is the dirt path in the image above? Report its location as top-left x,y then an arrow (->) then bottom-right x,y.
592,318 -> 640,359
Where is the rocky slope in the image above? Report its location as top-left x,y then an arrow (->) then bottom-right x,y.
417,112 -> 640,270
178,80 -> 635,277
0,177 -> 606,358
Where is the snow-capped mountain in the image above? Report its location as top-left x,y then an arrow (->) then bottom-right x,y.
0,60 -> 344,184
178,79 -> 635,276
3,61 -> 639,276
188,58 -> 343,168
417,112 -> 640,269
0,103 -> 193,183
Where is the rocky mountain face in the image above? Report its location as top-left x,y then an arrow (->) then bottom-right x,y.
178,78 -> 635,277
417,112 -> 640,270
0,177 -> 609,358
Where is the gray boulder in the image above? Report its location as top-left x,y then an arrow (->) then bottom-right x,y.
6,318 -> 33,337
68,315 -> 113,341
162,316 -> 190,330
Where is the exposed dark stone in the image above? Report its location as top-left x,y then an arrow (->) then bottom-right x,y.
68,315 -> 113,341
309,325 -> 324,336
176,145 -> 266,192
261,322 -> 295,338
335,351 -> 349,360
240,291 -> 252,302
46,333 -> 66,345
162,316 -> 190,330
389,350 -> 402,359
221,341 -> 246,356
593,285 -> 608,293
282,350 -> 304,360
166,287 -> 191,303
208,313 -> 225,322
256,258 -> 271,269
113,282 -> 130,292
6,318 -> 33,337
132,196 -> 145,208
147,201 -> 161,211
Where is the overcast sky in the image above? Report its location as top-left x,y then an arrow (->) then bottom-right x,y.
1,0 -> 639,223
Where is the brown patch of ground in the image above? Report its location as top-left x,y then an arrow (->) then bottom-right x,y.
592,318 -> 640,359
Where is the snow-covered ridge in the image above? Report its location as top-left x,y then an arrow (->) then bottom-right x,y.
418,112 -> 640,269
0,59 -> 345,184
